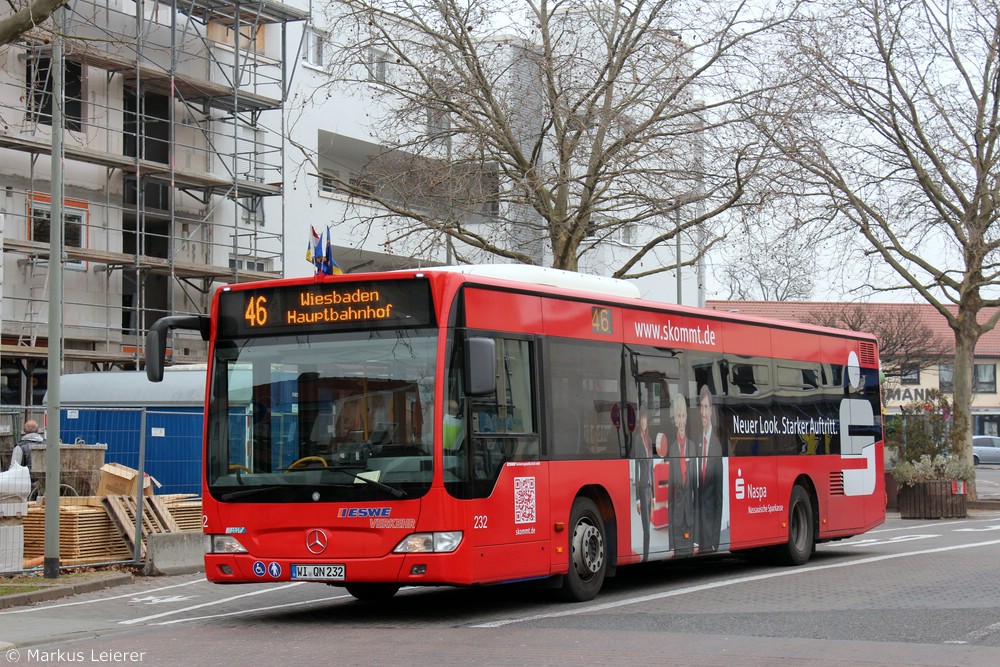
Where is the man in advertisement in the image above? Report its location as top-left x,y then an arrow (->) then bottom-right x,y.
696,385 -> 724,553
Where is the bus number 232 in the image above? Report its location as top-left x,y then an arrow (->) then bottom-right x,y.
474,515 -> 488,529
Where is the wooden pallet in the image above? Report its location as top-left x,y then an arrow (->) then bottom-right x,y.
22,495 -> 203,566
102,495 -> 181,558
158,494 -> 203,532
23,503 -> 131,561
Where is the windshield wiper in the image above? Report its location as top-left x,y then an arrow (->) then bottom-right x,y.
333,466 -> 407,498
220,484 -> 288,501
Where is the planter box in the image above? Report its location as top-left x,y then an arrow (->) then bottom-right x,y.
897,480 -> 967,519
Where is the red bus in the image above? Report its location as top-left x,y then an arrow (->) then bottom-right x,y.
145,265 -> 885,602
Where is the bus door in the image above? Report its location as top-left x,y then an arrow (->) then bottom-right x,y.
445,335 -> 549,583
627,346 -> 683,560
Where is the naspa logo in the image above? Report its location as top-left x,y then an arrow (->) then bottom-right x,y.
734,469 -> 767,501
338,507 -> 392,518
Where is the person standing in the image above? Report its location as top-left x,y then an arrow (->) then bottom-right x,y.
669,393 -> 696,557
696,386 -> 724,553
633,407 -> 654,561
13,420 -> 43,486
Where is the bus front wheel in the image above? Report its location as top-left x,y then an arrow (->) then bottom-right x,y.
776,485 -> 814,566
560,497 -> 607,602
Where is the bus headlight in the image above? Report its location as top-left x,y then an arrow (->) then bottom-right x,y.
207,535 -> 249,554
393,531 -> 463,553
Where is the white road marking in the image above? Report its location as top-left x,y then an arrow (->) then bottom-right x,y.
471,538 -> 1000,628
945,619 -> 1000,644
152,594 -> 351,625
0,577 -> 205,616
824,534 -> 939,547
863,516 -> 1000,535
118,582 -> 307,625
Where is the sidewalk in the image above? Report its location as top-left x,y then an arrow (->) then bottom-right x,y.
0,569 -> 135,610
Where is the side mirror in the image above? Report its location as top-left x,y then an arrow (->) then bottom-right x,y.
145,315 -> 210,382
465,337 -> 496,396
146,328 -> 164,382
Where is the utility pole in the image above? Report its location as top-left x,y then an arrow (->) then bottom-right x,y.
44,6 -> 65,580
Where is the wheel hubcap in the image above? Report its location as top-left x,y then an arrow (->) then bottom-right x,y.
571,518 -> 604,579
791,503 -> 807,552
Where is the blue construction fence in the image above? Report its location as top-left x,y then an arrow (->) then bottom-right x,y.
57,406 -> 203,496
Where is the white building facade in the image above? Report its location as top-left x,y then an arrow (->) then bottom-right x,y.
0,0 -> 703,405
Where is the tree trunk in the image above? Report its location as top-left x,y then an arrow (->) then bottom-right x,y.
951,315 -> 977,500
0,0 -> 70,46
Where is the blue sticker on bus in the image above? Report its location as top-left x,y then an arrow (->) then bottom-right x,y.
253,561 -> 266,577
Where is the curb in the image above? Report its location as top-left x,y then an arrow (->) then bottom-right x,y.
0,572 -> 134,611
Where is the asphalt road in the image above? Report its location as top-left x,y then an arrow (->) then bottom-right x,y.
3,511 -> 1000,666
975,464 -> 1000,498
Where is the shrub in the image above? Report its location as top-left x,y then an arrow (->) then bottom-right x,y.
886,390 -> 954,463
891,454 -> 975,487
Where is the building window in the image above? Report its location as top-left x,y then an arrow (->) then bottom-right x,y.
367,48 -> 388,83
900,363 -> 920,385
939,363 -> 954,393
304,28 -> 327,67
349,174 -> 376,199
30,205 -> 84,253
229,256 -> 271,273
427,106 -> 450,142
207,20 -> 265,53
319,173 -> 337,194
975,363 -> 997,393
26,54 -> 83,132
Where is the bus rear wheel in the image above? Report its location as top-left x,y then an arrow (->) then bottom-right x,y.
776,485 -> 814,566
559,497 -> 607,602
344,583 -> 400,602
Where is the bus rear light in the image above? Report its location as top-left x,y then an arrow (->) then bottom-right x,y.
207,534 -> 249,554
393,531 -> 463,553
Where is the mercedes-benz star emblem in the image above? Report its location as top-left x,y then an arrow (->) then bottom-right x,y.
306,529 -> 328,555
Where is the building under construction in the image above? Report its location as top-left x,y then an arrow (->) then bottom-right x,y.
0,0 -> 307,406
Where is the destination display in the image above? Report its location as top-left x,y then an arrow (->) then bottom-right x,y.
216,279 -> 435,338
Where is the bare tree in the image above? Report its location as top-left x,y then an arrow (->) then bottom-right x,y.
303,0 -> 806,276
763,0 -> 1000,480
0,0 -> 68,46
715,200 -> 823,300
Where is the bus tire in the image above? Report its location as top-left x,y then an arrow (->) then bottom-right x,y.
559,497 -> 607,602
776,485 -> 814,566
345,583 -> 400,601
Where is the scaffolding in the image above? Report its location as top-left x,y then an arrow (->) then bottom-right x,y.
0,0 -> 307,404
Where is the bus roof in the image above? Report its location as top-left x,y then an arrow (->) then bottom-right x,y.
416,264 -> 642,300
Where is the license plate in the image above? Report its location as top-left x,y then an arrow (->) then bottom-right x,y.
291,564 -> 346,581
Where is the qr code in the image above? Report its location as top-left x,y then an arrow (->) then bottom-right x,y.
514,476 -> 536,524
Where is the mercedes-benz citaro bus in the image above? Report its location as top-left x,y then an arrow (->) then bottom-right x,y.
145,265 -> 885,602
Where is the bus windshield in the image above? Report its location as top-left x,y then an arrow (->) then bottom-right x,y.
206,329 -> 437,503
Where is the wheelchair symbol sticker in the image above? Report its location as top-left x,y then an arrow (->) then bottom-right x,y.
253,561 -> 266,577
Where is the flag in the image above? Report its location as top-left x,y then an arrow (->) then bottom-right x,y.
315,227 -> 328,273
306,225 -> 320,266
325,227 -> 342,275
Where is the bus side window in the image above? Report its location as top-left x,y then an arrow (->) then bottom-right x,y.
731,364 -> 757,395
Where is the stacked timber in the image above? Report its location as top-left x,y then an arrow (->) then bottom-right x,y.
22,494 -> 202,566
